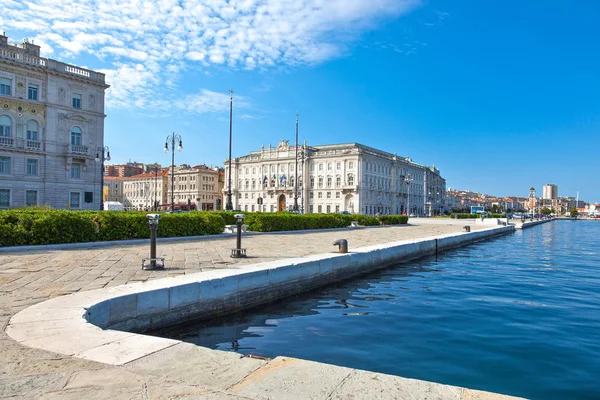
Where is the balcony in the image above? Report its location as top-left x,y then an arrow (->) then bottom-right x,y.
68,144 -> 89,155
25,140 -> 41,151
0,137 -> 14,148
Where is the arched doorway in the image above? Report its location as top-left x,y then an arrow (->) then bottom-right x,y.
345,194 -> 354,213
278,194 -> 286,212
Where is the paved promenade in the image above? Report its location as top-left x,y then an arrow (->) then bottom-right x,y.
0,220 -> 517,399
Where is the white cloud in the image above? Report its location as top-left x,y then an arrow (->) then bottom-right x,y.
0,0 -> 420,114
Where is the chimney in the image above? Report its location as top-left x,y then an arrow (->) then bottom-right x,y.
21,38 -> 41,56
0,32 -> 8,47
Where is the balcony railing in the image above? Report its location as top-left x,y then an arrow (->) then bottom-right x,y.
25,140 -> 41,150
68,144 -> 89,155
0,137 -> 14,147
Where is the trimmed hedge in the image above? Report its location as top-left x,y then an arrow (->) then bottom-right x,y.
0,210 -> 225,247
0,209 -> 409,247
377,215 -> 409,225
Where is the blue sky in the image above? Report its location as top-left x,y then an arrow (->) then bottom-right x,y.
2,0 -> 598,202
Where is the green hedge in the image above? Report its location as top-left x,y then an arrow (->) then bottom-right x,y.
0,210 -> 225,247
0,209 -> 409,247
377,215 -> 409,225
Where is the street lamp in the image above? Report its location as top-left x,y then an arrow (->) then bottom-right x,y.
296,140 -> 308,214
403,174 -> 413,216
95,146 -> 110,210
226,89 -> 234,211
164,133 -> 183,212
293,111 -> 299,212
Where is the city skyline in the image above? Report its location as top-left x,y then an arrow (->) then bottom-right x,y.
2,0 -> 598,201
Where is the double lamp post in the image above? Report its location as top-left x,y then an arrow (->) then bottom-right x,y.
164,134 -> 183,212
96,146 -> 110,210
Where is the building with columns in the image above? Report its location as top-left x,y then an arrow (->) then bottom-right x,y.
121,169 -> 168,210
0,34 -> 108,209
224,141 -> 446,215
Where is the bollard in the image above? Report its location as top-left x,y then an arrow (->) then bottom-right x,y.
463,225 -> 471,232
231,214 -> 247,258
333,239 -> 348,253
142,214 -> 165,270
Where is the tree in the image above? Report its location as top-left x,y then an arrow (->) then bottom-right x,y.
491,204 -> 499,213
540,207 -> 552,215
569,206 -> 579,216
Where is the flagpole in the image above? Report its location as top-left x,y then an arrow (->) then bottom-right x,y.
293,111 -> 299,211
226,89 -> 234,211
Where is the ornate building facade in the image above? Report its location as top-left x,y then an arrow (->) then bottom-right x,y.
165,164 -> 222,211
224,141 -> 446,215
0,34 -> 108,209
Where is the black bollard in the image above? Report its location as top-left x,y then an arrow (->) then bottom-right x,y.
142,214 -> 165,270
231,214 -> 247,258
333,239 -> 348,253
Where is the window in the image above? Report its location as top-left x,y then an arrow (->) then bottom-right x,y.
318,163 -> 323,171
327,177 -> 332,187
318,192 -> 322,199
309,205 -> 313,213
0,115 -> 11,137
310,163 -> 315,172
349,161 -> 354,169
70,192 -> 80,208
336,162 -> 341,170
335,205 -> 340,213
318,177 -> 323,188
326,205 -> 331,213
336,176 -> 341,187
70,163 -> 81,179
0,78 -> 11,96
348,174 -> 354,185
28,85 -> 38,101
25,190 -> 37,206
310,177 -> 315,188
318,205 -> 322,213
336,192 -> 340,199
71,127 -> 82,145
327,163 -> 332,171
72,93 -> 81,109
326,192 -> 331,199
0,189 -> 9,208
84,192 -> 94,203
26,159 -> 38,176
309,192 -> 314,199
0,157 -> 10,174
26,120 -> 38,141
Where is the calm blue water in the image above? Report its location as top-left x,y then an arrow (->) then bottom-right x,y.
155,221 -> 600,399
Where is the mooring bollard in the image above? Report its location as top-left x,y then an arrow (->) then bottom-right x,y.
333,239 -> 348,253
463,225 -> 471,232
231,214 -> 247,258
142,214 -> 165,270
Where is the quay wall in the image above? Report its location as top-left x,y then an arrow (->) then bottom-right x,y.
92,225 -> 514,333
7,225 -> 514,365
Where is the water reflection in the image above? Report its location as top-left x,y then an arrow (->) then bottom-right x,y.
152,261 -> 441,351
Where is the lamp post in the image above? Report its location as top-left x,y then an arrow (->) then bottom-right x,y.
226,89 -> 234,211
293,111 -> 299,212
164,134 -> 183,212
296,140 -> 308,214
95,146 -> 110,210
152,163 -> 160,211
404,174 -> 413,216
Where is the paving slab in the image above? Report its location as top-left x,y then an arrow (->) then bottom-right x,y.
0,222 -> 524,400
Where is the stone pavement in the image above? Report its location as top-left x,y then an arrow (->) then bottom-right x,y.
0,221 -> 514,399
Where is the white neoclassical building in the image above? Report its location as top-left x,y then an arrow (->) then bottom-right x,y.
0,34 -> 108,209
224,141 -> 446,216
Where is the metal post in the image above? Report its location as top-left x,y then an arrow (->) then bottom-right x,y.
142,214 -> 165,270
96,146 -> 110,211
226,89 -> 234,211
294,111 -> 299,212
154,165 -> 158,211
231,214 -> 247,258
171,135 -> 175,212
165,134 -> 182,213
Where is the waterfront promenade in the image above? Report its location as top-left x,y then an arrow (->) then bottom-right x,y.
0,220 -> 521,399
